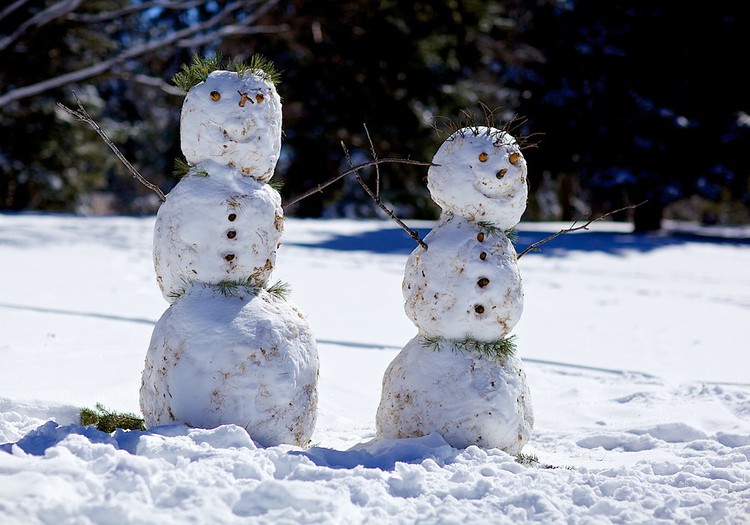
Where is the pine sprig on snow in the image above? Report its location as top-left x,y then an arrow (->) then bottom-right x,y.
505,227 -> 519,244
216,278 -> 263,297
212,279 -> 290,299
173,158 -> 208,178
172,53 -> 281,92
476,220 -> 505,237
266,280 -> 291,299
421,334 -> 517,360
80,403 -> 145,433
516,452 -> 573,470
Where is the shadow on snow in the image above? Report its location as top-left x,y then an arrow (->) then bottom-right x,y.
287,226 -> 750,257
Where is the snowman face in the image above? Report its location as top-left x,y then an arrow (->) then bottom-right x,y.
428,127 -> 528,229
180,70 -> 282,182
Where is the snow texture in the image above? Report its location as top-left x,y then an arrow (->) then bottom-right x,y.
140,287 -> 318,447
1,215 -> 749,524
180,70 -> 282,182
428,127 -> 528,229
403,213 -> 523,340
153,170 -> 283,302
377,336 -> 533,454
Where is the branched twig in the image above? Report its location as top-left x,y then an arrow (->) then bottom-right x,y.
57,92 -> 166,202
340,136 -> 428,250
516,201 -> 647,260
282,158 -> 434,210
362,123 -> 380,198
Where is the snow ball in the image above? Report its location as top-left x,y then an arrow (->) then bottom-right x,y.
403,214 -> 523,341
376,336 -> 533,454
153,170 -> 283,303
180,70 -> 282,182
428,127 -> 528,229
140,288 -> 319,448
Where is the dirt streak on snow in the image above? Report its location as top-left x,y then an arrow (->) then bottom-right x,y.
1,214 -> 749,524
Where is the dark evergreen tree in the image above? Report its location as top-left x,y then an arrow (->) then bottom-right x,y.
519,1 -> 749,230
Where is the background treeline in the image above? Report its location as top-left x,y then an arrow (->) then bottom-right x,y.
1,0 -> 747,230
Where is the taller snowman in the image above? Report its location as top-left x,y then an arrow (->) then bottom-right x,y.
140,57 -> 319,447
376,126 -> 533,454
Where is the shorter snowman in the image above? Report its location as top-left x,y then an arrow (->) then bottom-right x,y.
140,59 -> 318,447
376,126 -> 533,454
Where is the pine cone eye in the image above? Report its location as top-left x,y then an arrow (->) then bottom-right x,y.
210,91 -> 221,101
478,152 -> 489,162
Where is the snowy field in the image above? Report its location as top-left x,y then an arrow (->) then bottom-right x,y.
1,213 -> 749,524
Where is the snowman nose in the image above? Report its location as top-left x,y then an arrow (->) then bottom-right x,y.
238,91 -> 253,107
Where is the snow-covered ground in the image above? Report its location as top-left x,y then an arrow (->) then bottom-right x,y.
1,213 -> 748,524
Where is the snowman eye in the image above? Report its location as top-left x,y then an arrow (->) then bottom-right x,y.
496,169 -> 508,179
210,91 -> 221,101
509,152 -> 521,164
478,152 -> 489,162
255,93 -> 265,103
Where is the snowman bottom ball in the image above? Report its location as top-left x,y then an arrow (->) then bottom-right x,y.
140,287 -> 319,447
376,336 -> 533,454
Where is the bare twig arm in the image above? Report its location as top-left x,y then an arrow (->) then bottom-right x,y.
516,201 -> 647,260
340,141 -> 428,250
57,92 -> 166,202
362,123 -> 380,198
282,158 -> 434,210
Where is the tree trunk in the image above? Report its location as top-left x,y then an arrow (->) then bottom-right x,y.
633,199 -> 663,232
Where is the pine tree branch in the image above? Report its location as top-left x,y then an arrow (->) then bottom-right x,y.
362,123 -> 380,198
0,0 -> 267,106
57,92 -> 166,202
516,201 -> 647,260
0,0 -> 32,23
112,72 -> 184,96
0,0 -> 84,52
177,24 -> 290,48
282,158 -> 435,210
341,139 -> 428,250
65,0 -> 209,23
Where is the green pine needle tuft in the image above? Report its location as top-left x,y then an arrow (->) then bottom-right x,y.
268,179 -> 284,191
476,221 -> 506,238
172,53 -> 225,92
505,227 -> 519,244
516,452 -> 573,470
172,53 -> 281,92
266,280 -> 291,299
172,158 -> 207,178
216,278 -> 263,297
80,403 -> 145,433
421,334 -> 517,359
230,54 -> 282,85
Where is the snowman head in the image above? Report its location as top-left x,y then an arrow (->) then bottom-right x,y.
180,69 -> 282,182
427,127 -> 528,229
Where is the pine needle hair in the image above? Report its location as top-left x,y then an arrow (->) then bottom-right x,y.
171,53 -> 282,93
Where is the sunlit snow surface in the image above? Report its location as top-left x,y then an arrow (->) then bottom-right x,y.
1,214 -> 749,524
